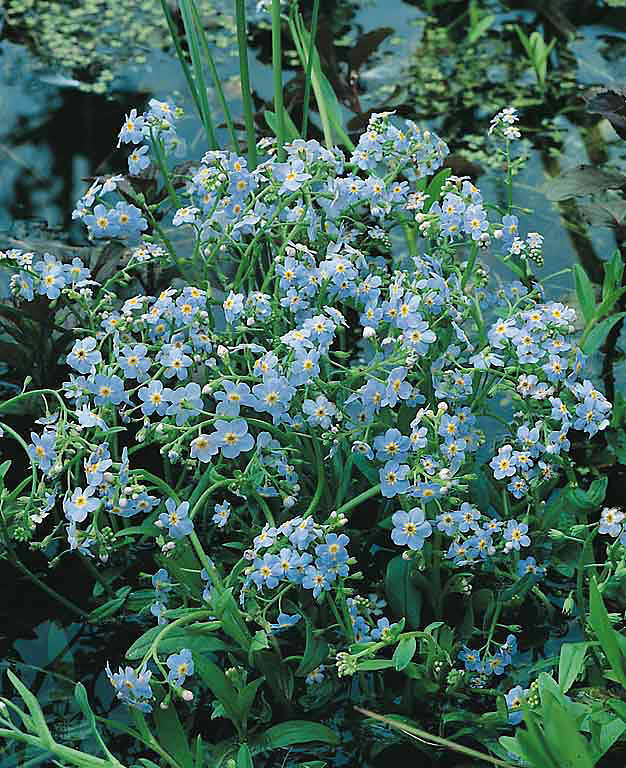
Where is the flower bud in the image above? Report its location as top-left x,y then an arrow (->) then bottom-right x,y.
363,326 -> 376,339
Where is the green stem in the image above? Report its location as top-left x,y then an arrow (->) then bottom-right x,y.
334,484 -> 381,518
271,0 -> 286,160
190,0 -> 238,152
235,0 -> 258,169
300,0 -> 320,138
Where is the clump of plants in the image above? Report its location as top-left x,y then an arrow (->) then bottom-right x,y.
1,2 -> 625,767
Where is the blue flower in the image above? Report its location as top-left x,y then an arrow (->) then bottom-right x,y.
269,612 -> 301,633
64,486 -> 100,523
500,634 -> 518,664
223,292 -> 245,324
315,533 -> 349,564
458,645 -> 482,672
251,553 -> 281,589
380,461 -> 410,498
90,374 -> 127,406
138,380 -> 170,417
373,428 -> 410,462
490,444 -> 517,480
152,568 -> 171,595
504,520 -> 530,550
483,653 -> 507,676
28,431 -> 56,473
118,109 -> 145,144
517,556 -> 545,579
158,499 -> 193,539
166,649 -> 194,687
106,663 -> 153,712
128,144 -> 150,175
302,395 -> 336,428
67,337 -> 101,374
214,381 -> 255,417
119,344 -> 151,380
371,617 -> 397,641
210,500 -> 230,528
211,418 -> 254,458
505,686 -> 527,725
391,507 -> 432,549
190,433 -> 220,463
166,383 -> 203,426
252,377 -> 294,423
302,565 -> 330,598
383,367 -> 412,407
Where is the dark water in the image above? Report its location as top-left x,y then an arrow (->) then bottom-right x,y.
1,1 -> 625,764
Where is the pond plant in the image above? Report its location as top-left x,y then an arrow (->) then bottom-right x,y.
1,2 -> 626,767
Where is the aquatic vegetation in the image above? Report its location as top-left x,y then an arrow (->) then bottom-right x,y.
2,0 -> 237,93
1,2 -> 626,768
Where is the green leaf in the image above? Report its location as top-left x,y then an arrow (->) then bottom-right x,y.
589,577 -> 626,689
88,587 -> 131,621
353,453 -> 378,484
593,717 -> 626,760
384,556 -> 422,629
356,659 -> 396,671
541,691 -> 594,768
153,703 -> 194,768
296,617 -> 329,677
608,699 -> 626,720
264,110 -> 300,142
558,642 -> 589,693
237,744 -> 254,768
426,168 -> 452,210
574,265 -> 596,325
195,657 -> 242,725
602,250 -> 625,303
254,721 -> 339,751
125,623 -> 225,661
467,14 -> 495,44
583,313 -> 626,354
7,670 -> 54,747
236,678 -> 264,725
392,636 -> 416,671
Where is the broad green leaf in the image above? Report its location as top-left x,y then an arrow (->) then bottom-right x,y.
296,617 -> 329,677
254,721 -> 339,751
125,623 -> 224,661
195,657 -> 242,725
237,744 -> 254,768
593,717 -> 626,760
574,265 -> 596,325
384,556 -> 422,629
353,453 -> 378,484
236,678 -> 264,726
558,642 -> 589,693
426,168 -> 452,209
542,691 -> 594,768
153,703 -> 194,768
602,250 -> 625,303
356,659 -> 396,671
583,313 -> 626,355
393,636 -> 416,671
589,578 -> 626,689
